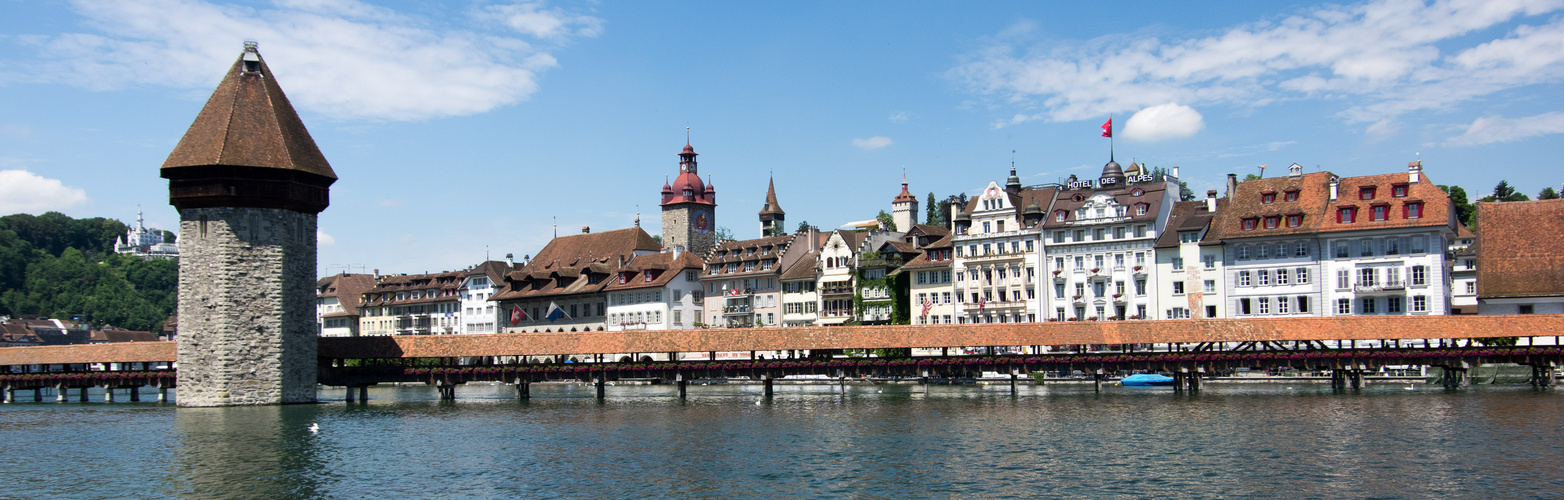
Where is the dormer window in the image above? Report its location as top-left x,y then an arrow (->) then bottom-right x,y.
1264,216 -> 1280,229
1261,192 -> 1276,204
1242,217 -> 1258,231
1372,204 -> 1389,221
1135,203 -> 1148,216
1284,189 -> 1299,202
1359,187 -> 1376,200
1392,184 -> 1408,197
1131,188 -> 1144,197
1055,210 -> 1067,222
1286,214 -> 1303,227
1338,207 -> 1357,223
1404,202 -> 1423,219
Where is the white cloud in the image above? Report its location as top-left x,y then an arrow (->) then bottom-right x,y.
317,229 -> 335,246
0,170 -> 89,214
852,136 -> 893,150
478,2 -> 604,39
1445,112 -> 1564,146
11,0 -> 600,121
951,0 -> 1564,127
1122,103 -> 1204,141
888,111 -> 910,123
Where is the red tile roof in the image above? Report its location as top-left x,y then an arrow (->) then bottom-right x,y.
1317,171 -> 1452,234
1476,198 -> 1564,299
603,251 -> 706,292
317,273 -> 377,316
161,46 -> 335,180
1042,182 -> 1165,229
494,227 -> 662,301
779,251 -> 820,281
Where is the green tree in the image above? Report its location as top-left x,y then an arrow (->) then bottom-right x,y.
1438,185 -> 1475,227
1480,180 -> 1530,202
1243,173 -> 1261,181
924,192 -> 944,227
1539,187 -> 1560,200
715,226 -> 736,242
795,220 -> 813,233
875,210 -> 896,232
764,224 -> 785,237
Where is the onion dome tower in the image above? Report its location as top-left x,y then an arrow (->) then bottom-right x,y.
891,173 -> 919,232
162,42 -> 334,406
661,141 -> 717,256
1100,160 -> 1126,187
758,176 -> 786,236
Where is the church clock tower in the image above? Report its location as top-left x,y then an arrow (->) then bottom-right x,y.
660,142 -> 717,256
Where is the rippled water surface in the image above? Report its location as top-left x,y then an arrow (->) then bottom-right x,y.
2,382 -> 1562,498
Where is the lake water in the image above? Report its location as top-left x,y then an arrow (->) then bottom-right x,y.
2,382 -> 1561,498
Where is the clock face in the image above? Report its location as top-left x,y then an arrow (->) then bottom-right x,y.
694,212 -> 710,233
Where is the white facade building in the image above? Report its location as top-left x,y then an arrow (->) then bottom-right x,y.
952,167 -> 1054,324
1041,162 -> 1176,322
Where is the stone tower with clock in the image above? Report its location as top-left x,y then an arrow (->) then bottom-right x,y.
660,142 -> 717,256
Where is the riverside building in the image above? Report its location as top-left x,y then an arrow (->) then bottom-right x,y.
1041,161 -> 1177,321
492,227 -> 662,333
952,166 -> 1057,324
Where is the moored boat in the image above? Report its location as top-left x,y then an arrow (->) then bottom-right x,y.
1120,373 -> 1175,387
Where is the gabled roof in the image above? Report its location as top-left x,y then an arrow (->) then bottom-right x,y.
161,44 -> 335,180
1215,172 -> 1333,238
90,329 -> 159,343
603,251 -> 706,292
1476,198 -> 1564,299
317,273 -> 377,316
1042,181 -> 1165,229
494,227 -> 661,301
1317,171 -> 1451,234
1154,201 -> 1209,249
466,260 -> 519,284
779,251 -> 820,281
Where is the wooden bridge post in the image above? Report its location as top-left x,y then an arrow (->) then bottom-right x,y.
676,374 -> 687,399
516,381 -> 530,399
1010,372 -> 1018,395
358,385 -> 368,402
1172,371 -> 1184,393
56,384 -> 66,403
763,374 -> 774,398
1,386 -> 9,404
1092,369 -> 1103,394
158,386 -> 167,403
345,386 -> 355,403
129,387 -> 140,402
595,377 -> 605,399
1188,370 -> 1201,393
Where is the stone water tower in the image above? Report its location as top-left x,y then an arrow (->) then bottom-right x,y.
163,42 -> 335,406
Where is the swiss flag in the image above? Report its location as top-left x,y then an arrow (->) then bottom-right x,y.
1101,117 -> 1113,138
509,304 -> 527,325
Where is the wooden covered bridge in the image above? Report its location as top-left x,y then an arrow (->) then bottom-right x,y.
1,315 -> 1561,402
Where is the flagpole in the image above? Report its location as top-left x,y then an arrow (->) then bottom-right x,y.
1110,114 -> 1115,162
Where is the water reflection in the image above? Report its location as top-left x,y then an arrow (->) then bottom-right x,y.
168,405 -> 325,499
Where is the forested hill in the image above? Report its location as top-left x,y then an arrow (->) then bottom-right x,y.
0,212 -> 177,331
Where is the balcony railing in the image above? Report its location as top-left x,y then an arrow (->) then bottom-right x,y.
1354,280 -> 1407,293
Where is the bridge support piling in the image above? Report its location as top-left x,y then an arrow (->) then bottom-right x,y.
80,387 -> 89,402
1092,370 -> 1102,394
1172,372 -> 1184,393
437,384 -> 456,401
56,385 -> 66,403
32,388 -> 41,402
516,381 -> 530,399
158,387 -> 167,403
104,387 -> 114,403
345,386 -> 355,403
129,387 -> 140,402
1,387 -> 9,404
1011,373 -> 1018,395
763,375 -> 773,398
595,378 -> 605,399
359,385 -> 368,402
1188,372 -> 1201,393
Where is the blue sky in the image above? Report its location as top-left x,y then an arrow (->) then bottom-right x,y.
4,0 -> 1563,274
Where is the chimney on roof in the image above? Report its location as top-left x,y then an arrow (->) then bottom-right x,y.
1408,160 -> 1422,184
1225,173 -> 1237,199
373,269 -> 379,278
1206,190 -> 1218,212
581,226 -> 590,234
1171,166 -> 1179,180
505,253 -> 513,267
1288,163 -> 1302,178
1328,176 -> 1340,201
673,245 -> 683,260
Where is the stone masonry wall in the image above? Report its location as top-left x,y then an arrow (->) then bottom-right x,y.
176,206 -> 318,406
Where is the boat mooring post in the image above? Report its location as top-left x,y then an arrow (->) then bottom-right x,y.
595,377 -> 606,399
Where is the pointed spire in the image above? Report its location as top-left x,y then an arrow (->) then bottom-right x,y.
1005,156 -> 1022,194
760,175 -> 785,216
